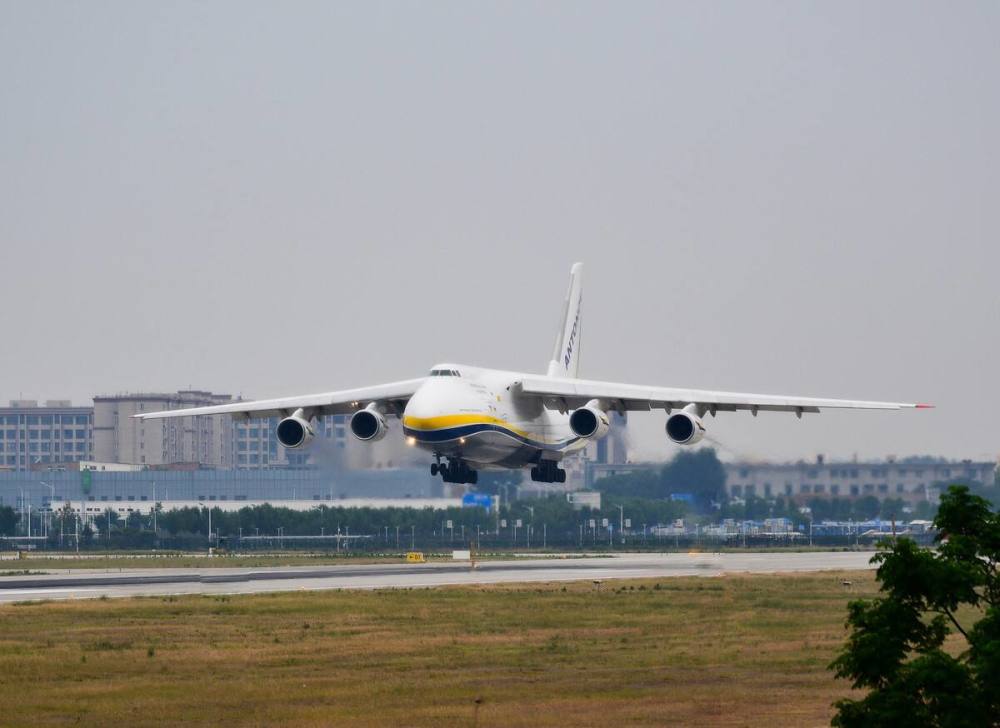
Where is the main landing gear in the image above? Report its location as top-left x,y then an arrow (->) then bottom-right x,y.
530,460 -> 566,484
431,457 -> 478,485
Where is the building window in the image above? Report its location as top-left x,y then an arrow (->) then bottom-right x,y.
831,484 -> 840,495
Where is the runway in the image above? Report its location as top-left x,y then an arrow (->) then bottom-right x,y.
0,551 -> 877,602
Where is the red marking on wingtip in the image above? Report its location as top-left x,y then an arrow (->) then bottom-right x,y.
915,403 -> 935,409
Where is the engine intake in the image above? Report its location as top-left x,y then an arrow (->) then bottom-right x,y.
350,405 -> 388,442
569,404 -> 610,440
276,413 -> 315,449
665,409 -> 705,445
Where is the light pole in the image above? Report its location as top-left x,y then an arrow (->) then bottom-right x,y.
616,504 -> 624,545
526,506 -> 534,549
40,481 -> 54,541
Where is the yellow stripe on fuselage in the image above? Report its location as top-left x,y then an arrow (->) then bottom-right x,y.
402,413 -> 578,447
402,413 -> 532,438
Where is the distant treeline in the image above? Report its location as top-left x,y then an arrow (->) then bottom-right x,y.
0,495 -> 688,550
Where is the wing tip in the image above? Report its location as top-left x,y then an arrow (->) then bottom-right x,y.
915,403 -> 935,409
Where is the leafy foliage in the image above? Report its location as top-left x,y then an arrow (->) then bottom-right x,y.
0,505 -> 17,536
830,485 -> 1000,727
594,448 -> 726,510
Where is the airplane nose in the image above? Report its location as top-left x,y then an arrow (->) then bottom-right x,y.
403,381 -> 446,423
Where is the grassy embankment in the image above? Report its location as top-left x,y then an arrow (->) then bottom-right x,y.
0,570 -> 882,726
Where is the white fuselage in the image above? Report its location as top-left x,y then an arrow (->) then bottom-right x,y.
401,364 -> 585,469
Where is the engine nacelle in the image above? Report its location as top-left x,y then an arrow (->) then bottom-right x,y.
350,405 -> 388,442
275,413 -> 316,449
665,409 -> 706,445
569,404 -> 610,440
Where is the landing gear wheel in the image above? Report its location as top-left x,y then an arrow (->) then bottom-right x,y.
430,463 -> 439,476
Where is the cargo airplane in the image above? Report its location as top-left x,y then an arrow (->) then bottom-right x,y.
135,263 -> 929,485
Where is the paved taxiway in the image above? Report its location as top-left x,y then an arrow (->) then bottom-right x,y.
0,551 -> 876,602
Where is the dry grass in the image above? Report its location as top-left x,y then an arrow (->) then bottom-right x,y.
0,570 -> 877,726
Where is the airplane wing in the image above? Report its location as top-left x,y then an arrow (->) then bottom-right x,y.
516,375 -> 930,416
132,378 -> 426,421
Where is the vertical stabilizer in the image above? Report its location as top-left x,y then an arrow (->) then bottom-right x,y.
547,263 -> 583,379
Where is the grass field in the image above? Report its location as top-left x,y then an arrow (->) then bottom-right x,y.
0,570 -> 878,726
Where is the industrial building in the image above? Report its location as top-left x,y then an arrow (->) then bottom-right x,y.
0,465 -> 442,510
0,389 -> 427,473
0,400 -> 94,470
724,455 -> 996,506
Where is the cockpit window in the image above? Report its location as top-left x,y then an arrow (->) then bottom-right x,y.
429,369 -> 461,377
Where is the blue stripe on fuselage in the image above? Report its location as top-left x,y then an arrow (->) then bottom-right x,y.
403,422 -> 578,451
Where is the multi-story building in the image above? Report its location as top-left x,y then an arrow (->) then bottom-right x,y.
93,391 -> 238,468
93,390 -> 422,471
0,400 -> 93,471
724,455 -> 997,506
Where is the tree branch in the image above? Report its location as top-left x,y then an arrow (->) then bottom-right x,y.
940,607 -> 971,643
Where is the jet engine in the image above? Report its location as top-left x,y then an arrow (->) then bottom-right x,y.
350,405 -> 388,442
665,407 -> 706,445
276,412 -> 316,449
569,403 -> 610,440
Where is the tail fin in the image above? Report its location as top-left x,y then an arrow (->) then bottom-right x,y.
547,262 -> 583,379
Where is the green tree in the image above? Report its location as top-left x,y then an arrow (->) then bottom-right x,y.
853,495 -> 881,520
593,468 -> 661,499
829,485 -> 1000,727
662,448 -> 726,510
0,505 -> 16,536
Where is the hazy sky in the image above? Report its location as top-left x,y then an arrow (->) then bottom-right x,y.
1,2 -> 997,463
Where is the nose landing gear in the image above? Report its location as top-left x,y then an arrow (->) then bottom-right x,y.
431,457 -> 478,485
530,460 -> 566,483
